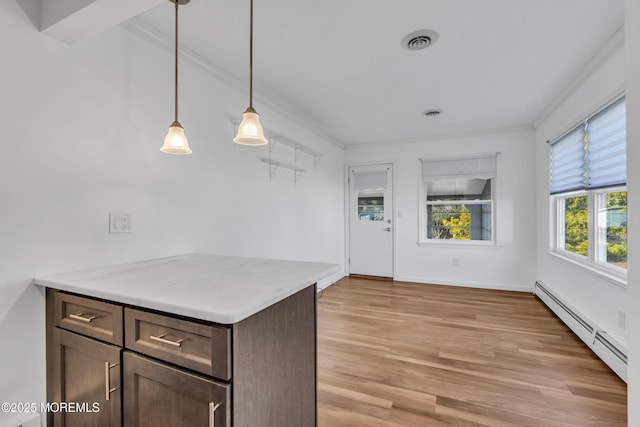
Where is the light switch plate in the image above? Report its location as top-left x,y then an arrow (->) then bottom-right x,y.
109,212 -> 131,234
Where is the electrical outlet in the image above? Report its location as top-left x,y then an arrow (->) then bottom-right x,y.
109,212 -> 131,234
452,257 -> 459,267
617,310 -> 626,330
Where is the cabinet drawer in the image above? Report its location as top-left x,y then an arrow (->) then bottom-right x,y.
125,308 -> 231,380
53,291 -> 123,345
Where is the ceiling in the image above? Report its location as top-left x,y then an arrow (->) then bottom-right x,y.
41,0 -> 629,147
130,0 -> 626,147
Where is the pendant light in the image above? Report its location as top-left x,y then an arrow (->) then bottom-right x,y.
233,0 -> 268,146
161,0 -> 192,155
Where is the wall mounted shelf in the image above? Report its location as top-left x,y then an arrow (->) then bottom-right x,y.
269,136 -> 322,169
260,157 -> 304,183
231,120 -> 323,184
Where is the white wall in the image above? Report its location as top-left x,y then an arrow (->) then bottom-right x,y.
625,0 -> 639,423
0,1 -> 344,422
534,42 -> 628,347
346,128 -> 536,291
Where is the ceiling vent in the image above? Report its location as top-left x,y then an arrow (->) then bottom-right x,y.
423,109 -> 443,117
402,30 -> 439,51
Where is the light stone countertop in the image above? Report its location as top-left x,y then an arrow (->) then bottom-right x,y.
34,253 -> 340,324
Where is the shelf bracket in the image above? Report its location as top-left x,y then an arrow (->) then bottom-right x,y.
269,138 -> 279,155
269,163 -> 278,181
260,157 -> 303,184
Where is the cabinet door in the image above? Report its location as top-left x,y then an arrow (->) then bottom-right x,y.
123,352 -> 230,427
49,328 -> 122,427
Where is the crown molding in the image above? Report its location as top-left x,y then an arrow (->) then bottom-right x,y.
121,17 -> 623,152
532,25 -> 625,129
344,124 -> 534,150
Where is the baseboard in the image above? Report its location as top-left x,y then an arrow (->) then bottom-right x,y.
317,271 -> 346,291
534,280 -> 627,382
348,274 -> 393,281
393,275 -> 533,293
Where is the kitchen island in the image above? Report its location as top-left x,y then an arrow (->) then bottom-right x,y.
35,253 -> 340,427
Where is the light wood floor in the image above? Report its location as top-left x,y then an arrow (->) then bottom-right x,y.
317,276 -> 627,426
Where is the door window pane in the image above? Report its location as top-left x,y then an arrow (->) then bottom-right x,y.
358,192 -> 384,221
564,196 -> 588,256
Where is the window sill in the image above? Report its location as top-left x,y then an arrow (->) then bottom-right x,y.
417,241 -> 502,250
547,251 -> 627,289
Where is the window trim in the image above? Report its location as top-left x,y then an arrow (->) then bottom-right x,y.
417,156 -> 498,246
547,94 -> 627,286
550,186 -> 627,285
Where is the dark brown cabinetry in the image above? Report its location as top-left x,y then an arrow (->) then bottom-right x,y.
46,284 -> 317,427
48,328 -> 121,427
123,352 -> 229,427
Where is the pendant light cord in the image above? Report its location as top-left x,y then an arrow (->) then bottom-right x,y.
249,0 -> 254,109
174,0 -> 179,123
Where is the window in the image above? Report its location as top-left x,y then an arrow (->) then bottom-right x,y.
419,155 -> 497,243
550,96 -> 627,277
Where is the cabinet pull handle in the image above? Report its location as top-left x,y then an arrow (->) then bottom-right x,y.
69,312 -> 98,323
209,402 -> 221,427
104,362 -> 119,401
149,333 -> 185,347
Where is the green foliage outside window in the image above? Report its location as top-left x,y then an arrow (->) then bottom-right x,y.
430,206 -> 471,240
606,192 -> 627,268
442,208 -> 471,240
563,192 -> 627,269
564,196 -> 588,256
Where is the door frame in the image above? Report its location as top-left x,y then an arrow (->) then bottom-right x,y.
345,160 -> 397,278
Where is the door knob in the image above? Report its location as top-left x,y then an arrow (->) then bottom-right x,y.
385,227 -> 391,232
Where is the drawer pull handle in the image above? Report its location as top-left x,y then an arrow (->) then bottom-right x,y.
104,362 -> 119,401
209,402 -> 221,427
69,312 -> 98,323
149,333 -> 185,347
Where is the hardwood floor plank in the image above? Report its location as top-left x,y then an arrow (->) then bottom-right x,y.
317,277 -> 627,426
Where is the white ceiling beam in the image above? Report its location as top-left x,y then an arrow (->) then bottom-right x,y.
34,0 -> 166,45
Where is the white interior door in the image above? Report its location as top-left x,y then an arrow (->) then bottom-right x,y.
349,164 -> 393,277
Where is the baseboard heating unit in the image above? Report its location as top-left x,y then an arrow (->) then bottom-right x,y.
534,281 -> 627,382
0,412 -> 40,427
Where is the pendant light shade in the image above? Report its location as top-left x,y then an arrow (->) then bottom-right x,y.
234,107 -> 267,145
161,0 -> 192,155
234,0 -> 268,146
162,121 -> 191,154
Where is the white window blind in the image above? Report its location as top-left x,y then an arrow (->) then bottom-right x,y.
550,97 -> 626,194
353,171 -> 387,190
549,127 -> 586,193
586,98 -> 627,189
421,155 -> 497,180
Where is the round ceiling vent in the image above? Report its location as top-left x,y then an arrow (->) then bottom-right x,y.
402,30 -> 439,51
422,109 -> 443,117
